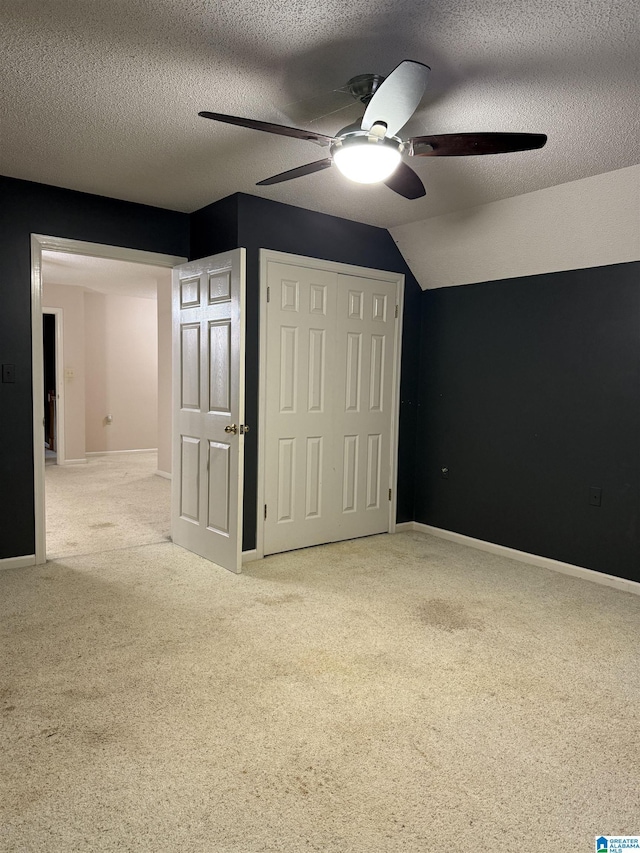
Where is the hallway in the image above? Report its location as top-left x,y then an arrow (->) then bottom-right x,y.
45,452 -> 170,559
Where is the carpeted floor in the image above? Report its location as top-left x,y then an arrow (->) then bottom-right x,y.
2,458 -> 639,851
45,452 -> 170,558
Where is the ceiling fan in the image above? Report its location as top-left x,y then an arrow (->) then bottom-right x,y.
199,60 -> 547,200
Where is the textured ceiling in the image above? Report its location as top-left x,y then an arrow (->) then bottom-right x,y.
42,252 -> 169,299
2,0 -> 638,228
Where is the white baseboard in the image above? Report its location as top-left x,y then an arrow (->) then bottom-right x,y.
4,548 -> 258,568
59,458 -> 87,465
156,470 -> 171,480
394,522 -> 414,533
400,522 -> 639,596
0,554 -> 36,571
86,448 -> 157,456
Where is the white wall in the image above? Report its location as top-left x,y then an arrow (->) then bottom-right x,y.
85,291 -> 158,452
42,282 -> 86,462
156,278 -> 172,475
390,165 -> 640,289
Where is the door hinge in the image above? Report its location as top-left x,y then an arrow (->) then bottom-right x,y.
388,488 -> 392,501
264,504 -> 267,519
266,286 -> 270,303
395,304 -> 398,318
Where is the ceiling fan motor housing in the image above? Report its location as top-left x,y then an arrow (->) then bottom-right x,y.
345,73 -> 386,104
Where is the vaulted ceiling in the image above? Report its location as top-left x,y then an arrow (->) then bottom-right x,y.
2,0 -> 638,228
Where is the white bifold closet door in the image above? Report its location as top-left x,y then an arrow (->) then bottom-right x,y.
264,260 -> 398,556
171,249 -> 246,573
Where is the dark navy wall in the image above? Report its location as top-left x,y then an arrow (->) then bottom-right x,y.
0,176 -> 189,559
5,176 -> 636,583
190,194 -> 239,261
415,262 -> 640,581
234,193 -> 422,551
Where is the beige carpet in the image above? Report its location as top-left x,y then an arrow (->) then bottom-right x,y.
2,506 -> 639,850
45,452 -> 170,558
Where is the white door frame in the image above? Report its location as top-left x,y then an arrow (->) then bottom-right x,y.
41,306 -> 66,465
256,249 -> 404,560
31,234 -> 187,565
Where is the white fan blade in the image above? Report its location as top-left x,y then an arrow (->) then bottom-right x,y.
361,60 -> 430,137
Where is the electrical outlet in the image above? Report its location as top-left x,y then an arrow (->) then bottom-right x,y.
589,486 -> 602,507
2,364 -> 15,383
441,466 -> 449,479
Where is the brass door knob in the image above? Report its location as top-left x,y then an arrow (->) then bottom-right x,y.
224,424 -> 238,435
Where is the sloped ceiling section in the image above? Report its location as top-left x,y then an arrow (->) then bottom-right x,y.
390,166 -> 640,289
1,0 -> 638,228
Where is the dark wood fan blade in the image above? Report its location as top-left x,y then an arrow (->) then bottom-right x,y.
408,132 -> 547,156
256,159 -> 333,186
198,112 -> 334,145
383,162 -> 426,199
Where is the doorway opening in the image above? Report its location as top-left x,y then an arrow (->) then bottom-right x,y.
42,306 -> 65,466
31,235 -> 187,564
43,312 -> 57,464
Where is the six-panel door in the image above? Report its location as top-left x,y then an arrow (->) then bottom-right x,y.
171,250 -> 245,573
264,260 -> 398,556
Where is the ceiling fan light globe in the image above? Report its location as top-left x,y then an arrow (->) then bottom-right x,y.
333,141 -> 402,184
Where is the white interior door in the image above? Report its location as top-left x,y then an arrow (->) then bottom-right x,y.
334,272 -> 397,540
263,258 -> 400,556
263,263 -> 337,554
171,249 -> 246,573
